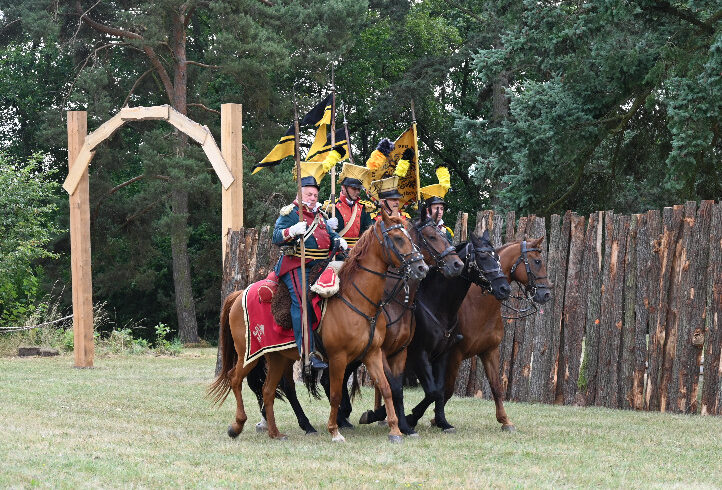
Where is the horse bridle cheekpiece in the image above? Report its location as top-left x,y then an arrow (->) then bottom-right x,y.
374,219 -> 425,274
509,240 -> 548,296
461,240 -> 504,292
412,219 -> 456,268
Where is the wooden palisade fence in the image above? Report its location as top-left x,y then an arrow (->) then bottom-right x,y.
221,200 -> 722,415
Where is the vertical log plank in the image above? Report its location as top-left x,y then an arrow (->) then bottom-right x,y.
561,213 -> 586,404
701,201 -> 722,415
582,212 -> 604,405
68,111 -> 94,368
546,212 -> 571,404
648,205 -> 684,411
620,214 -> 639,409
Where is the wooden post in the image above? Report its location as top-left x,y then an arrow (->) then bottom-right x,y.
701,201 -> 722,415
68,111 -> 94,368
221,104 -> 243,261
461,212 -> 468,242
582,211 -> 604,404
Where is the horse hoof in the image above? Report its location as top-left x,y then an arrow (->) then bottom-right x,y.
338,419 -> 355,430
255,421 -> 268,433
377,420 -> 388,426
501,424 -> 516,433
274,434 -> 288,441
358,410 -> 374,425
405,431 -> 420,438
227,426 -> 240,439
388,434 -> 403,444
443,427 -> 457,434
429,418 -> 437,427
305,428 -> 318,436
332,433 -> 346,443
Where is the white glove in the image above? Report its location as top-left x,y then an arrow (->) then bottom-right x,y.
287,221 -> 307,237
338,237 -> 349,250
326,217 -> 339,230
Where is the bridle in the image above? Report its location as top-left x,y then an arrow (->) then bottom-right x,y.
410,219 -> 457,268
458,239 -> 504,293
502,240 -> 550,319
337,218 -> 425,362
509,240 -> 548,297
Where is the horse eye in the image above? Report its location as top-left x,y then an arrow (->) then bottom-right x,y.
534,259 -> 541,265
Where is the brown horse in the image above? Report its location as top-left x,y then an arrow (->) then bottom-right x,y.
209,210 -> 428,443
442,237 -> 552,431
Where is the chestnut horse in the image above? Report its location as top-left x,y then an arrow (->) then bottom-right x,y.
440,237 -> 552,431
250,206 -> 465,434
209,210 -> 428,443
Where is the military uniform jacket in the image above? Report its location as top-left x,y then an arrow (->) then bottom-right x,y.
273,201 -> 340,276
334,198 -> 373,246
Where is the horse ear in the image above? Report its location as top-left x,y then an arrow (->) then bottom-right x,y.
481,229 -> 491,242
380,205 -> 391,223
531,236 -> 544,247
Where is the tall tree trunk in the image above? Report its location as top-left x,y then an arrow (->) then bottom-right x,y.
169,10 -> 198,343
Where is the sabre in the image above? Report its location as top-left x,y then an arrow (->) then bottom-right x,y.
330,65 -> 337,218
342,102 -> 354,165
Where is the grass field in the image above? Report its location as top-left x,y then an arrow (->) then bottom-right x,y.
2,348 -> 721,488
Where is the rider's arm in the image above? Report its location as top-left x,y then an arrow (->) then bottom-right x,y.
272,206 -> 299,245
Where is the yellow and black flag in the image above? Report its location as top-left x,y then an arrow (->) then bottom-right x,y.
252,94 -> 333,174
306,127 -> 348,162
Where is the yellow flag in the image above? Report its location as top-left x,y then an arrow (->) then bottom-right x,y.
368,126 -> 418,205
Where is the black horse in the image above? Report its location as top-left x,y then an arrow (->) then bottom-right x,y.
356,229 -> 512,434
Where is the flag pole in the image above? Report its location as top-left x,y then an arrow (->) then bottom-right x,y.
411,99 -> 420,203
330,65 -> 337,217
342,102 -> 354,165
293,99 -> 310,368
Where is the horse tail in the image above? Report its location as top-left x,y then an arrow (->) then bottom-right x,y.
349,365 -> 362,400
207,290 -> 243,406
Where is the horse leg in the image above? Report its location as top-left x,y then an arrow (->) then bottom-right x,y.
405,351 -> 436,429
246,359 -> 269,432
321,365 -> 354,429
227,359 -> 259,438
430,352 -> 455,432
430,347 -> 464,427
481,349 -> 515,431
363,348 -> 403,443
279,364 -> 318,435
262,353 -> 292,440
326,353 -> 350,442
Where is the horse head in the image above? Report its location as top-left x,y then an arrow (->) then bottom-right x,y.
504,236 -> 552,304
410,204 -> 464,278
377,208 -> 428,281
461,230 -> 511,301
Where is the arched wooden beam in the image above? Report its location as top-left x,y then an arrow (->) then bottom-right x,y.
63,105 -> 234,194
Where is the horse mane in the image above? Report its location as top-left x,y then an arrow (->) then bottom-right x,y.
496,240 -> 520,253
337,216 -> 402,292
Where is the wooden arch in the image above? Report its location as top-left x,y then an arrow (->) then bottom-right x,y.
65,104 -> 244,367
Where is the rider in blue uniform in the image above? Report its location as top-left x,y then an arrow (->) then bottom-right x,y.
272,162 -> 346,369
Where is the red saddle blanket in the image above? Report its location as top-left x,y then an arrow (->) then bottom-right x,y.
242,278 -> 326,367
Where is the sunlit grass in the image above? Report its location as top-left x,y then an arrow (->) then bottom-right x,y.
2,348 -> 720,488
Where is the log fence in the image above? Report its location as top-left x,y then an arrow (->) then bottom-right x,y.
220,200 -> 722,415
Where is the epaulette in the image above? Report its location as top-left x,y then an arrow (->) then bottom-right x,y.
321,200 -> 334,214
402,211 -> 412,219
446,226 -> 454,238
280,204 -> 296,216
360,199 -> 376,213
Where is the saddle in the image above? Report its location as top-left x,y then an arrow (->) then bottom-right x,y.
267,261 -> 343,330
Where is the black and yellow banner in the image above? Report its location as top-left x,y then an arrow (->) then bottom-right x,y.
306,127 -> 348,162
368,125 -> 419,205
252,94 -> 334,174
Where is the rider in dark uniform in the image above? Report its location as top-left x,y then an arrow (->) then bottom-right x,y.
420,166 -> 453,242
272,162 -> 346,369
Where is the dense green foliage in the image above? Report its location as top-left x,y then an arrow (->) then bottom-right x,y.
0,1 -> 719,336
0,153 -> 62,325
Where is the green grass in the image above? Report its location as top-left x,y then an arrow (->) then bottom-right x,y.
2,348 -> 721,488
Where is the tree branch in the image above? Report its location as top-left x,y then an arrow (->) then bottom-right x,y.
92,174 -> 170,223
63,42 -> 122,109
122,194 -> 171,228
416,127 -> 482,199
186,60 -> 221,69
122,68 -> 154,107
649,1 -> 715,34
442,0 -> 485,24
188,103 -> 220,115
257,0 -> 274,6
76,1 -> 175,102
